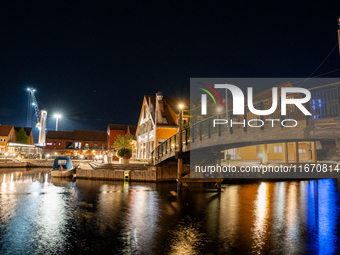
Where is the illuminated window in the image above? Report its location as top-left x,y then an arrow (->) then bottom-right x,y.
79,142 -> 82,148
58,143 -> 61,146
53,142 -> 56,145
94,143 -> 98,148
75,142 -> 78,149
85,143 -> 89,148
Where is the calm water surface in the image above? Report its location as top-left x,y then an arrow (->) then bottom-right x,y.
1,168 -> 340,254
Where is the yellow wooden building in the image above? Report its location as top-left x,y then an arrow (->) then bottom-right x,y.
136,92 -> 189,160
0,125 -> 16,154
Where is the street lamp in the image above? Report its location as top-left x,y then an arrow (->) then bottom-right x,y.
54,114 -> 62,131
177,104 -> 184,190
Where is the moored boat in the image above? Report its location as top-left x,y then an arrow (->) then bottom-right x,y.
51,156 -> 76,178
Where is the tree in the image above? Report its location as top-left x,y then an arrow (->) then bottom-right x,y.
112,134 -> 133,149
16,127 -> 29,144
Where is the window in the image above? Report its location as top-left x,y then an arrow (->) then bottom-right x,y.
94,143 -> 98,148
274,146 -> 278,153
58,143 -> 61,146
46,143 -> 52,146
299,149 -> 302,153
75,142 -> 78,149
53,142 -> 56,145
85,143 -> 89,148
79,142 -> 81,148
162,117 -> 168,124
279,146 -> 282,153
66,142 -> 73,149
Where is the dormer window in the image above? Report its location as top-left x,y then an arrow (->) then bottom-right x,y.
162,117 -> 168,124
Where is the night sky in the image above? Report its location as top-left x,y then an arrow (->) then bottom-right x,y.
1,1 -> 340,141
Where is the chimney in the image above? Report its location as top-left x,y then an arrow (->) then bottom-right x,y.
156,92 -> 164,124
157,92 -> 164,112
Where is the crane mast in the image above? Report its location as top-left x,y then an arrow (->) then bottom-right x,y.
27,87 -> 47,145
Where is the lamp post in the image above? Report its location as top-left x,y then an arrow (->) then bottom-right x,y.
338,17 -> 340,59
54,114 -> 62,131
177,104 -> 184,190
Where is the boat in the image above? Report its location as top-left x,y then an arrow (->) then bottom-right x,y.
51,156 -> 76,178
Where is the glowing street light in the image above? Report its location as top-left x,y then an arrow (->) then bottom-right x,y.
54,114 -> 62,131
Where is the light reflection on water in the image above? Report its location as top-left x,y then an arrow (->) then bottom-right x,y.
1,169 -> 340,254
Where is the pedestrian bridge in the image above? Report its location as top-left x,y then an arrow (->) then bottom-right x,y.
151,82 -> 340,165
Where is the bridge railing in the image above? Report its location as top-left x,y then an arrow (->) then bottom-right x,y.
309,83 -> 340,119
150,127 -> 190,164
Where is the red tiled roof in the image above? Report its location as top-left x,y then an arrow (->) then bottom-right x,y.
46,130 -> 107,141
0,125 -> 13,136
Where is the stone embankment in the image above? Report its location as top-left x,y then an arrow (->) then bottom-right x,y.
76,161 -> 182,182
0,160 -> 54,168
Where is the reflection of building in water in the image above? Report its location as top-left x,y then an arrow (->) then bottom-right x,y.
218,185 -> 240,252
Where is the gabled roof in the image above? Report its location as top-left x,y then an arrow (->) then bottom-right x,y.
14,127 -> 33,136
128,126 -> 137,137
108,124 -> 137,137
163,96 -> 190,112
46,130 -> 107,141
0,125 -> 13,136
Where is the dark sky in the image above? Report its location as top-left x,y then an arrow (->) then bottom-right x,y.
1,1 -> 340,141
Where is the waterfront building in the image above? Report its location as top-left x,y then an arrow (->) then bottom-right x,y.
44,130 -> 107,159
136,92 -> 190,160
107,124 -> 137,159
0,125 -> 42,157
0,125 -> 15,154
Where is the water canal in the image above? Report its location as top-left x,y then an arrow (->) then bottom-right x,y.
1,168 -> 340,254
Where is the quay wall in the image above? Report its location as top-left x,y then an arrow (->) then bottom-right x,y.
77,169 -> 158,182
76,164 -> 188,182
0,161 -> 54,168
